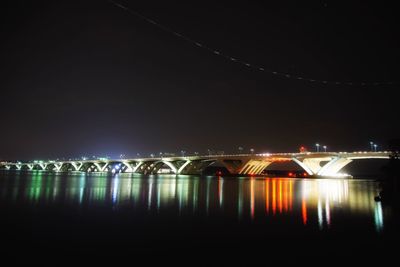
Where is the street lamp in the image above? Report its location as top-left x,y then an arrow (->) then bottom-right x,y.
250,148 -> 254,154
315,143 -> 320,152
181,150 -> 186,157
238,146 -> 243,154
370,141 -> 374,151
323,145 -> 327,152
374,144 -> 378,152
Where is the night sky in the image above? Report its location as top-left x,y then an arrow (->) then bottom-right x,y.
1,1 -> 399,160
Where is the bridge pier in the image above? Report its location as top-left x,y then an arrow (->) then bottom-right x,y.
317,157 -> 353,176
292,156 -> 354,177
291,158 -> 316,175
54,163 -> 62,171
239,160 -> 272,175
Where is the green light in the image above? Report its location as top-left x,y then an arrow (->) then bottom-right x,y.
28,171 -> 43,202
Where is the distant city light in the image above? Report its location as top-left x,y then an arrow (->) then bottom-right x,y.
315,143 -> 320,152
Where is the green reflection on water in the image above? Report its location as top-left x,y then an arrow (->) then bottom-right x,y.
206,178 -> 211,216
0,171 -> 390,232
28,171 -> 43,203
88,174 -> 108,203
238,179 -> 243,220
177,176 -> 189,213
11,172 -> 21,202
131,175 -> 141,203
374,202 -> 384,232
192,177 -> 199,214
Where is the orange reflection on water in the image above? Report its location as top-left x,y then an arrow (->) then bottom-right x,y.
250,178 -> 255,220
265,179 -> 269,213
302,199 -> 307,225
272,179 -> 276,215
289,181 -> 293,211
6,173 -> 384,232
278,180 -> 283,213
246,178 -> 294,220
284,180 -> 288,212
265,179 -> 294,215
218,177 -> 223,207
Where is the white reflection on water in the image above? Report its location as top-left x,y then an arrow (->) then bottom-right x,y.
374,202 -> 384,232
318,199 -> 323,230
219,177 -> 224,208
79,174 -> 86,204
148,176 -> 153,210
0,171 -> 389,232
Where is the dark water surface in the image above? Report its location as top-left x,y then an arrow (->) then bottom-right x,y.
0,171 -> 398,264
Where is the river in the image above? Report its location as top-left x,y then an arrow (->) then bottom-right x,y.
0,171 -> 397,264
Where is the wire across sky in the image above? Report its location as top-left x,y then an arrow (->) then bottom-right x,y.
109,0 -> 398,87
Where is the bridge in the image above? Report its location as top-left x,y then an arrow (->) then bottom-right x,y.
0,151 -> 391,177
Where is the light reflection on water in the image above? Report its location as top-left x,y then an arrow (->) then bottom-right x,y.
0,171 -> 387,232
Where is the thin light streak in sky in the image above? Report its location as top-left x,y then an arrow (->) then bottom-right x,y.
108,0 -> 398,87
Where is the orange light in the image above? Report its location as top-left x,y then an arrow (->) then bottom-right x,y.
284,180 -> 288,212
250,178 -> 255,220
278,179 -> 283,213
289,180 -> 293,211
288,172 -> 293,176
302,199 -> 307,225
265,179 -> 269,214
272,179 -> 276,215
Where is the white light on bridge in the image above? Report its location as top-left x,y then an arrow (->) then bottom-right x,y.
325,172 -> 351,178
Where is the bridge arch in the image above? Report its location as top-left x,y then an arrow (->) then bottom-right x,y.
8,164 -> 21,171
291,158 -> 315,175
318,157 -> 389,176
135,161 -> 157,174
145,161 -> 178,174
102,162 -> 131,173
31,164 -> 45,171
45,163 -> 58,171
291,155 -> 390,176
59,163 -> 80,172
178,159 -> 216,175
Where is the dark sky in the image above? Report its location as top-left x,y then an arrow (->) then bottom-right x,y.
1,0 -> 399,160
